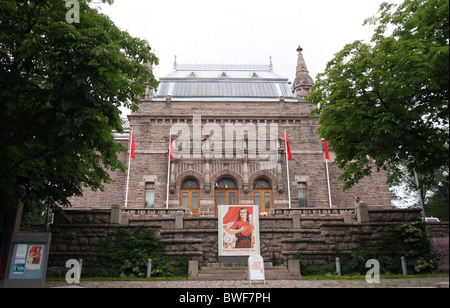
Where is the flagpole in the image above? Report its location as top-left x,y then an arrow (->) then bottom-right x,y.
165,135 -> 171,209
324,139 -> 332,208
325,159 -> 332,209
125,129 -> 133,208
285,130 -> 291,209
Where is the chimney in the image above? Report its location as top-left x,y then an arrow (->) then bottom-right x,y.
293,45 -> 314,101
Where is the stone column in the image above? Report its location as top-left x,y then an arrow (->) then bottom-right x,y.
356,202 -> 370,223
175,210 -> 184,229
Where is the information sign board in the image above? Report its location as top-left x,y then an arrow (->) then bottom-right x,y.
248,254 -> 265,284
4,232 -> 51,288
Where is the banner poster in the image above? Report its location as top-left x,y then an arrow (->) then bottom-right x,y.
218,205 -> 260,257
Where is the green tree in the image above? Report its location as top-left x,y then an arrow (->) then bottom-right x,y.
307,0 -> 449,191
425,172 -> 449,221
0,0 -> 158,223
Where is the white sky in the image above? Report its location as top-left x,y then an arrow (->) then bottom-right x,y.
93,0 -> 404,82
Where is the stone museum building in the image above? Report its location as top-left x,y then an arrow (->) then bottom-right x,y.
45,46 -> 442,277
69,46 -> 392,213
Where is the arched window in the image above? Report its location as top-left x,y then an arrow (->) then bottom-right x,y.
254,179 -> 271,188
216,178 -> 237,189
182,178 -> 200,188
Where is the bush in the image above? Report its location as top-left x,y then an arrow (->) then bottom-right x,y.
433,237 -> 449,272
375,222 -> 438,274
296,222 -> 439,276
90,227 -> 188,278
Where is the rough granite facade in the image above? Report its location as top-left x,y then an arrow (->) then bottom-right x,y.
69,46 -> 392,212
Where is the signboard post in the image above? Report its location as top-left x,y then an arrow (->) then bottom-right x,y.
218,205 -> 260,262
248,254 -> 265,284
4,232 -> 52,288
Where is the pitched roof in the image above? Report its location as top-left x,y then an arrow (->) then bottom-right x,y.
153,62 -> 297,101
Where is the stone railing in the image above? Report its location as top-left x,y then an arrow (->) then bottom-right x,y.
121,207 -> 190,218
271,207 -> 356,217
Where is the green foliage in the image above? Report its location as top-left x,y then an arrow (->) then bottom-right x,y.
376,222 -> 437,274
297,222 -> 438,276
91,227 -> 188,278
0,0 -> 159,224
307,0 -> 449,191
425,173 -> 449,221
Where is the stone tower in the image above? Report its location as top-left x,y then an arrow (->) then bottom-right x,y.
293,45 -> 314,101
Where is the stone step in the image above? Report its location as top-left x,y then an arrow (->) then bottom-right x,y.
190,263 -> 302,281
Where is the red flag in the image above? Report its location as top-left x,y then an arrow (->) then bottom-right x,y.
170,135 -> 175,159
285,132 -> 292,161
130,132 -> 135,159
222,206 -> 254,225
324,140 -> 330,160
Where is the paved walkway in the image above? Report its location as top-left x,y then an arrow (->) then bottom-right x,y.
47,276 -> 448,288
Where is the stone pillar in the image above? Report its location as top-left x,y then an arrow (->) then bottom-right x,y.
175,210 -> 184,229
342,211 -> 352,223
288,259 -> 301,276
356,202 -> 370,223
243,158 -> 249,193
188,260 -> 199,278
110,204 -> 121,224
291,212 -> 301,229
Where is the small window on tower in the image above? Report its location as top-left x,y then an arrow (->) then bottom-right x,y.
298,182 -> 308,208
145,182 -> 155,208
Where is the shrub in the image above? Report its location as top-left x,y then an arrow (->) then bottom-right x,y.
375,222 -> 438,274
91,227 -> 188,278
296,222 -> 439,276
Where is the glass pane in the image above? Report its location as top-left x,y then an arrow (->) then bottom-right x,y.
255,192 -> 261,210
145,191 -> 154,208
192,192 -> 198,209
298,192 -> 307,208
265,192 -> 271,209
217,192 -> 225,205
217,178 -> 237,188
298,183 -> 306,189
146,183 -> 155,189
182,192 -> 189,208
228,192 -> 237,205
182,179 -> 199,188
254,179 -> 271,188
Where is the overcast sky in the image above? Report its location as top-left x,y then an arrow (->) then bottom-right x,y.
93,0 -> 404,82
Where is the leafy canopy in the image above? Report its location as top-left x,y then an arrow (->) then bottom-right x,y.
0,0 -> 159,220
307,0 -> 449,190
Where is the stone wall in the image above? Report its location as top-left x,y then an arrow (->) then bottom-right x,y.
41,206 -> 449,276
68,100 -> 393,211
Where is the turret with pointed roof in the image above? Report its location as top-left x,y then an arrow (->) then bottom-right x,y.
293,45 -> 314,101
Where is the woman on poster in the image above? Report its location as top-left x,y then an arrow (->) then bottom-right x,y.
225,208 -> 253,248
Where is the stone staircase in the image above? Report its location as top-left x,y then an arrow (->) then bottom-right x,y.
189,263 -> 302,281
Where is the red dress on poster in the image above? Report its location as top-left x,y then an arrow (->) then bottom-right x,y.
227,208 -> 253,248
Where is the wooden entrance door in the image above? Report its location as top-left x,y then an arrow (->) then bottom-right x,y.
215,178 -> 238,216
180,179 -> 200,216
253,178 -> 272,214
254,189 -> 272,213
